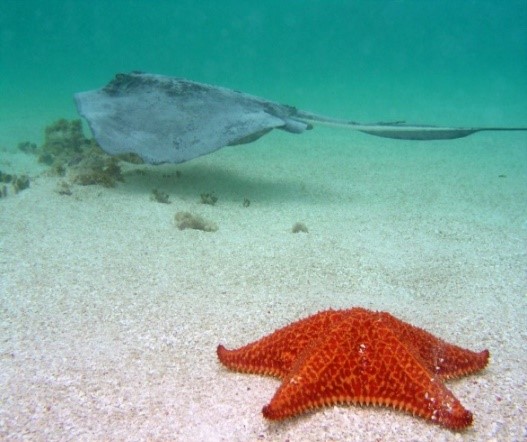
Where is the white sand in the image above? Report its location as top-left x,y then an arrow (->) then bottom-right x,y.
1,127 -> 526,441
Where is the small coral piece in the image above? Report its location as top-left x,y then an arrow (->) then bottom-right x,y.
175,211 -> 218,232
12,175 -> 30,193
0,171 -> 13,184
42,119 -> 86,158
56,181 -> 72,196
73,157 -> 123,188
0,172 -> 30,197
200,192 -> 218,205
151,188 -> 170,204
17,141 -> 37,154
292,222 -> 308,233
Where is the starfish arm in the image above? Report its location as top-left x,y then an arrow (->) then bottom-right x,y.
217,310 -> 348,378
380,312 -> 490,378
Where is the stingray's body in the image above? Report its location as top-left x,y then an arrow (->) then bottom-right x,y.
75,72 -> 527,164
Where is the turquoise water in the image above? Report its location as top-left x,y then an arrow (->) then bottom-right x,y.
1,3 -> 526,438
1,0 -> 526,148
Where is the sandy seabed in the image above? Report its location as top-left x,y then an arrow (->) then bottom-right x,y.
1,126 -> 526,441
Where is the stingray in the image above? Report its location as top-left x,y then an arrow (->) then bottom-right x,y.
74,72 -> 527,164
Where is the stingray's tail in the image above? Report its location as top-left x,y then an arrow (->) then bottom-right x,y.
294,110 -> 527,141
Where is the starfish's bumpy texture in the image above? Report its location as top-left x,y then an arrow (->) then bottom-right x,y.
217,308 -> 489,430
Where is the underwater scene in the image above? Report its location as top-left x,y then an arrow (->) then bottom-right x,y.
1,1 -> 526,441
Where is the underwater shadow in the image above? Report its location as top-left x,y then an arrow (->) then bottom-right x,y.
120,162 -> 319,203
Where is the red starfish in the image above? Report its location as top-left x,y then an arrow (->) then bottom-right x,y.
217,307 -> 489,430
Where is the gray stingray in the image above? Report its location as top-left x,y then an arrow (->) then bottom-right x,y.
74,72 -> 527,164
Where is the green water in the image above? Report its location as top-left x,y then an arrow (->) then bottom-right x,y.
1,0 -> 526,148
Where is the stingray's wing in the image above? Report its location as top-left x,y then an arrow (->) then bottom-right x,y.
75,72 -> 310,164
293,110 -> 527,140
75,73 -> 527,164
